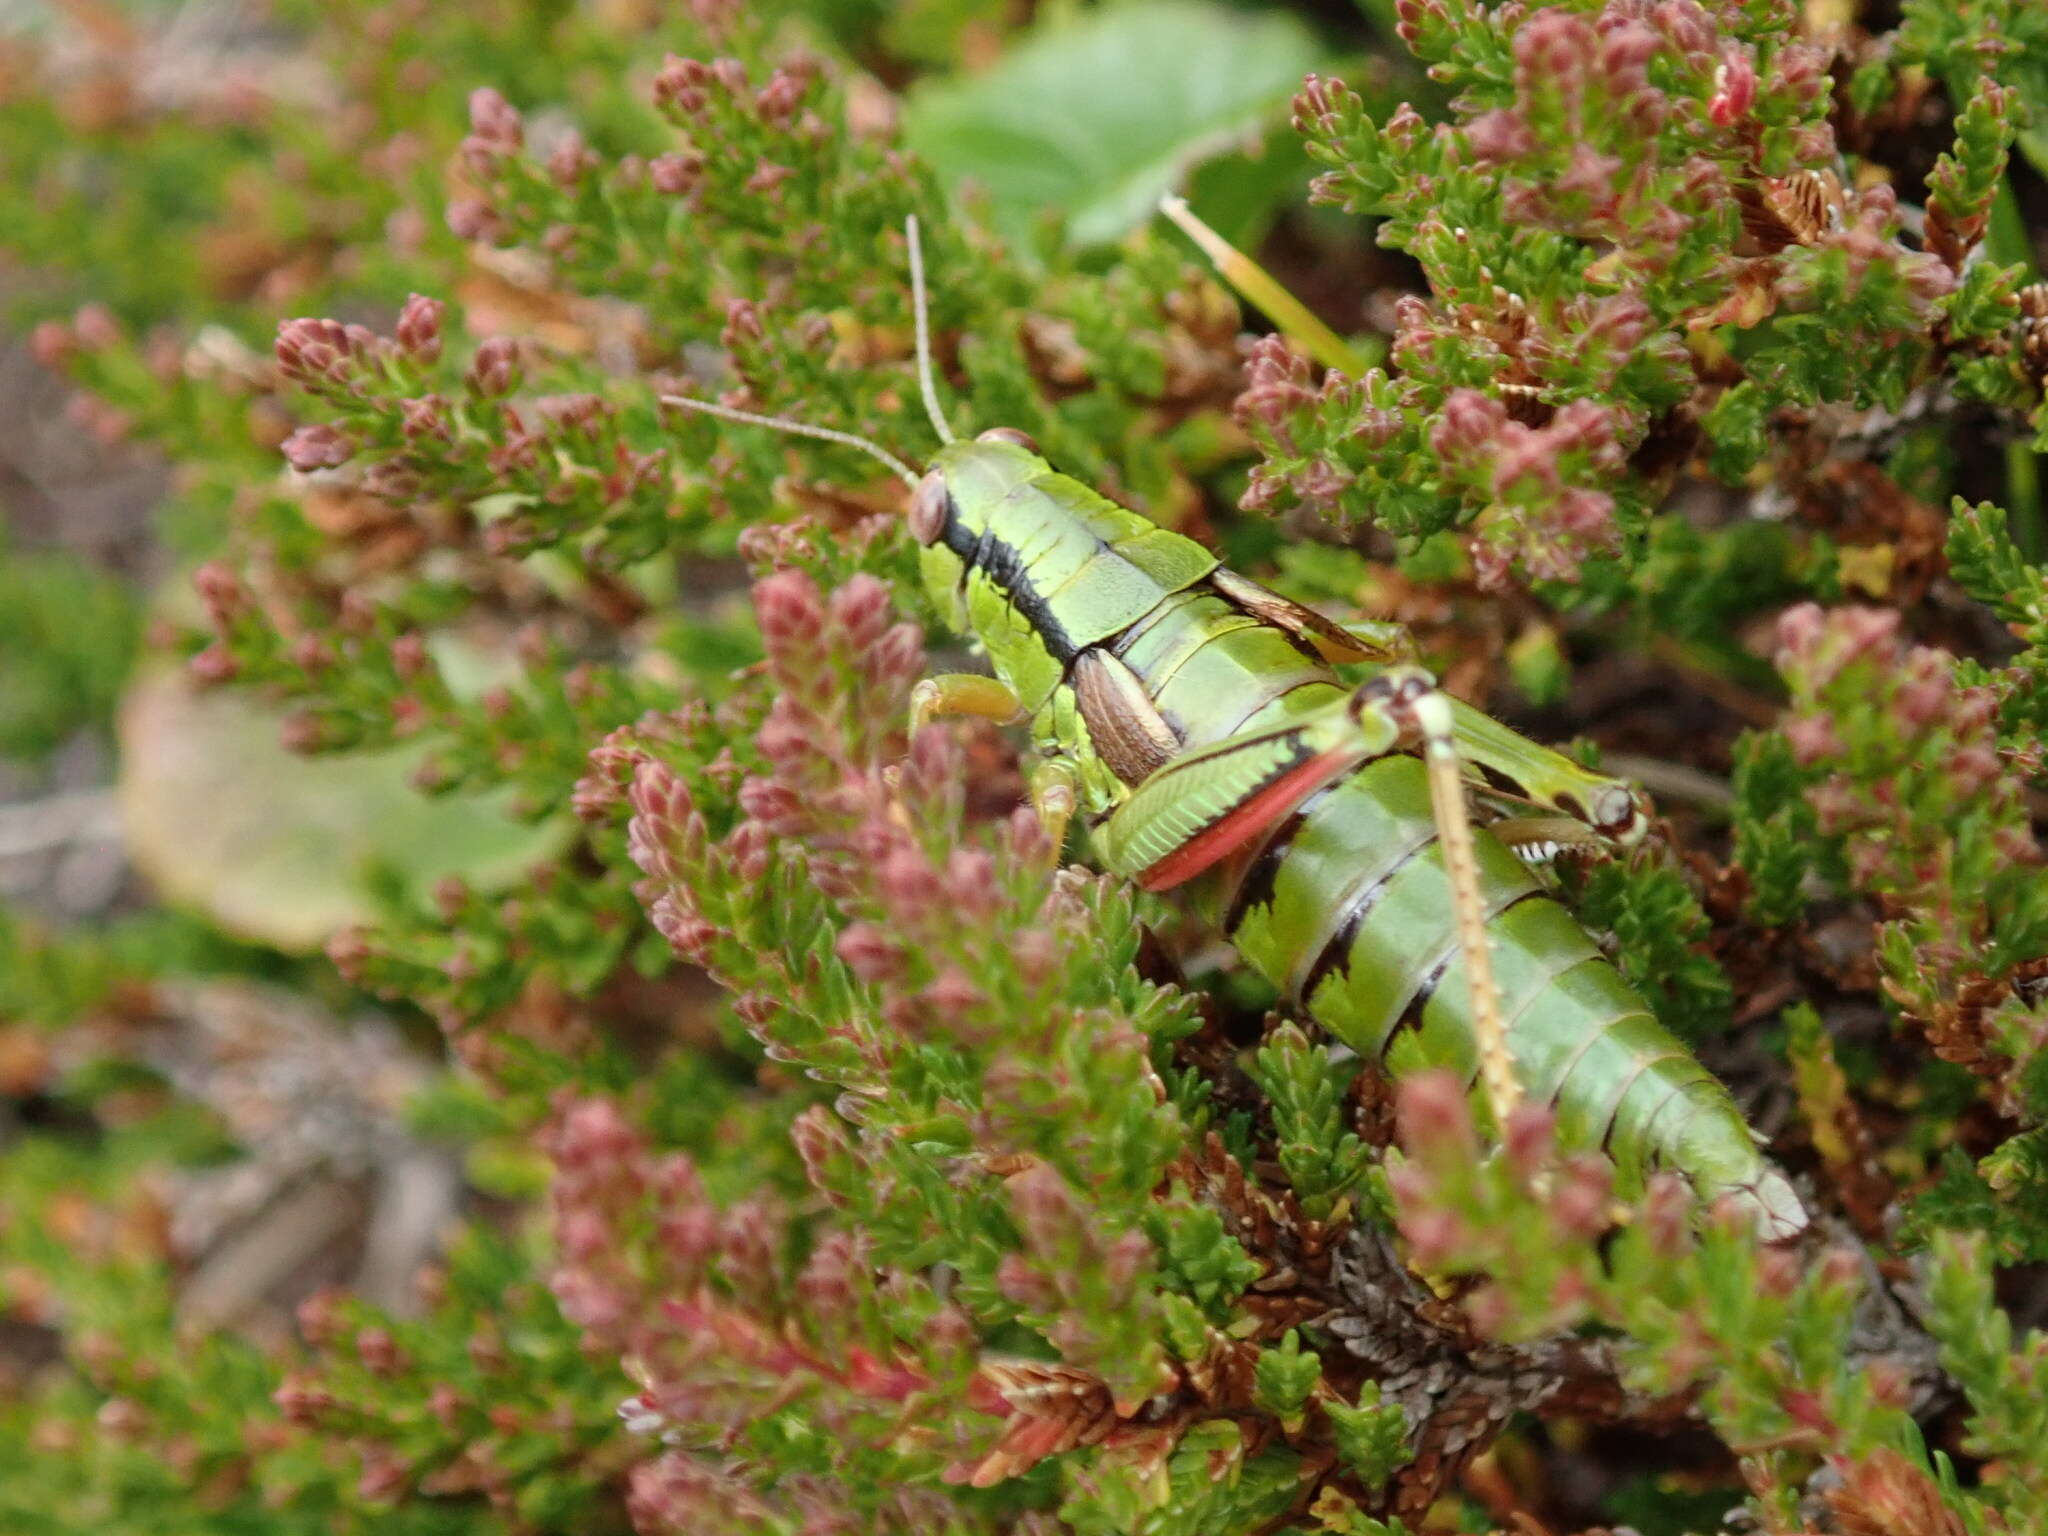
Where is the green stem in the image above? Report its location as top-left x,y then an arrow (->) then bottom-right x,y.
1158,195 -> 1371,377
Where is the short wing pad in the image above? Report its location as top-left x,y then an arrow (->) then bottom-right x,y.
1094,701 -> 1392,891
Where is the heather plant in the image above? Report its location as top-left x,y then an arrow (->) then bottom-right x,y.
8,0 -> 2048,1531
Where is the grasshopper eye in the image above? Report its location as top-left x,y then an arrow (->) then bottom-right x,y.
1592,784 -> 1646,840
976,426 -> 1039,453
908,470 -> 951,545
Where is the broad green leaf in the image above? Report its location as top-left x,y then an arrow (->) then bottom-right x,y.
904,0 -> 1327,246
117,670 -> 565,951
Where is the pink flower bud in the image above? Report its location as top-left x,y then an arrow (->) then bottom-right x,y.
191,560 -> 243,620
991,1251 -> 1055,1310
872,622 -> 926,687
274,316 -> 347,382
653,55 -> 711,116
1464,108 -> 1534,161
432,876 -> 469,922
1515,10 -> 1595,81
1104,1228 -> 1152,1288
295,1289 -> 342,1348
72,303 -> 121,351
1783,714 -> 1842,766
1395,1069 -> 1478,1168
1642,1172 -> 1692,1255
1708,48 -> 1756,126
721,297 -> 764,350
829,573 -> 893,652
1234,334 -> 1317,431
429,1384 -> 463,1432
753,569 -> 825,651
652,900 -> 720,965
281,423 -> 355,471
1838,605 -> 1901,660
1773,601 -> 1826,663
28,320 -> 75,368
554,1097 -> 642,1168
878,845 -> 945,918
1431,388 -> 1506,464
754,68 -> 809,126
1545,1155 -> 1613,1239
289,634 -> 334,672
1502,1103 -> 1555,1184
834,921 -> 900,982
556,1209 -> 611,1263
445,197 -> 502,242
465,336 -> 521,397
649,152 -> 703,196
1398,1204 -> 1468,1269
744,160 -> 795,197
1948,742 -> 2002,796
279,709 -> 332,753
325,926 -> 372,980
467,87 -> 523,149
271,1375 -> 337,1426
355,1326 -> 405,1375
1771,41 -> 1829,106
1600,19 -> 1661,77
546,131 -> 596,188
187,644 -> 240,685
394,294 -> 444,361
1755,1245 -> 1801,1296
920,968 -> 984,1021
728,818 -> 773,883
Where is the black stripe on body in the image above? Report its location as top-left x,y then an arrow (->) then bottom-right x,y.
1472,762 -> 1527,799
940,505 -> 1080,666
1600,1067 -> 1690,1157
1410,888 -> 1546,1031
1294,834 -> 1439,1008
1637,1078 -> 1712,1166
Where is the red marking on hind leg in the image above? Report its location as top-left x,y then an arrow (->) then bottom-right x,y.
1138,748 -> 1353,892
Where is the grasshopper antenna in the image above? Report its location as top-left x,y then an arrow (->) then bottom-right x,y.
659,394 -> 921,490
905,215 -> 956,446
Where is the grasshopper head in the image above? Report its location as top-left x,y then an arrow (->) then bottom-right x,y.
908,431 -> 1054,635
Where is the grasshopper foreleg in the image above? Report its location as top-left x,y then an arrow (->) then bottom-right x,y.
1027,756 -> 1082,855
911,673 -> 1026,734
910,673 -> 1079,850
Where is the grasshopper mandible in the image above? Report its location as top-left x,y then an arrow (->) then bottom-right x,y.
667,216 -> 1807,1242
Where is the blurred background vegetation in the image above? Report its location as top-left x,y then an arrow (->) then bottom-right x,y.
7,0 -> 2048,1531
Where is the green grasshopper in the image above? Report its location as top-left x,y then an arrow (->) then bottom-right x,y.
668,218 -> 1806,1242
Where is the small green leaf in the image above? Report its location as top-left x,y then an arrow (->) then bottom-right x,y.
1252,1330 -> 1322,1424
1948,497 -> 2048,639
904,0 -> 1326,245
1325,1383 -> 1409,1491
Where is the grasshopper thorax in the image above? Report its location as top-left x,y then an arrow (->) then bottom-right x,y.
906,428 -> 1047,549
